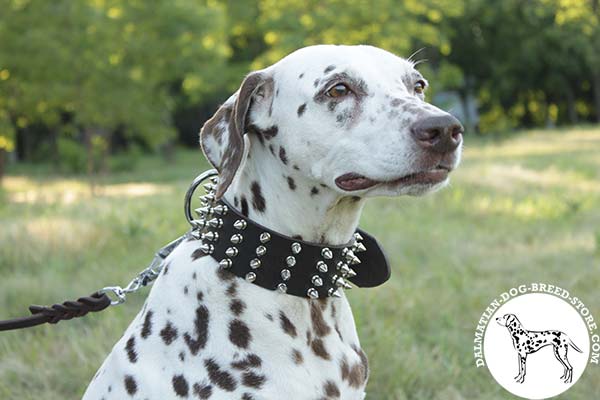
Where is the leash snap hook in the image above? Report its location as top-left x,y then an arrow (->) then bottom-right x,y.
100,286 -> 126,306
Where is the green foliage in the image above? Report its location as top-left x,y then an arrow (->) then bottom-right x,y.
0,0 -> 230,158
56,137 -> 87,173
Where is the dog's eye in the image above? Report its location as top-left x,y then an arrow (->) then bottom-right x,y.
327,83 -> 351,98
414,80 -> 426,94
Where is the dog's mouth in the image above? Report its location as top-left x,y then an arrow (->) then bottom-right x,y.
335,165 -> 452,192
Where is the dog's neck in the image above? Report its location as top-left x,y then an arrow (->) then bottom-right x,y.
223,145 -> 365,245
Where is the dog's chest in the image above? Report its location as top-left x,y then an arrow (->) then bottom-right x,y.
84,239 -> 368,400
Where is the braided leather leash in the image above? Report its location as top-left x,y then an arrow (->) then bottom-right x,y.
0,292 -> 111,331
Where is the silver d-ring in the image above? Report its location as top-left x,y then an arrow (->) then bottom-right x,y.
184,169 -> 219,227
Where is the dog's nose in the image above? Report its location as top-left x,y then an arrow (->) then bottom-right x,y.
410,115 -> 463,153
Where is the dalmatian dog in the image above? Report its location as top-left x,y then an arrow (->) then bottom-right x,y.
83,44 -> 463,399
496,314 -> 583,384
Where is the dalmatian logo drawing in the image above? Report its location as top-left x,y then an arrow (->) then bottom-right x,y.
496,313 -> 583,384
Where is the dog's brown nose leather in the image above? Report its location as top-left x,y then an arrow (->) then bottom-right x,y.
410,115 -> 463,153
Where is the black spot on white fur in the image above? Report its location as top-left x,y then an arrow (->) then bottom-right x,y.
204,358 -> 237,391
184,305 -> 209,355
125,336 -> 137,363
160,322 -> 178,345
287,176 -> 296,191
229,319 -> 251,348
240,196 -> 249,217
279,146 -> 288,165
141,310 -> 153,339
251,181 -> 266,212
193,382 -> 213,399
124,375 -> 137,395
172,374 -> 189,397
297,103 -> 306,116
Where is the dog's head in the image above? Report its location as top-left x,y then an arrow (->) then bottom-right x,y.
201,45 -> 463,199
496,314 -> 519,328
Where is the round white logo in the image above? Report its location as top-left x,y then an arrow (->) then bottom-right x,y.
473,284 -> 599,400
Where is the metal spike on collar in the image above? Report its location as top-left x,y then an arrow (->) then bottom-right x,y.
201,231 -> 219,242
281,269 -> 291,281
212,204 -> 228,215
245,272 -> 256,282
196,206 -> 212,216
256,245 -> 267,257
276,283 -> 288,293
321,248 -> 333,260
190,230 -> 202,240
203,183 -> 216,192
307,288 -> 319,299
286,256 -> 296,267
225,247 -> 238,257
200,193 -> 216,204
332,275 -> 352,289
207,218 -> 223,228
340,264 -> 357,278
190,219 -> 206,229
311,275 -> 323,287
291,242 -> 302,254
349,255 -> 361,265
354,232 -> 363,241
259,232 -> 271,243
210,176 -> 219,184
353,242 -> 367,252
234,220 -> 247,230
199,243 -> 214,255
328,288 -> 342,298
344,249 -> 356,260
316,261 -> 328,273
250,258 -> 262,269
230,234 -> 243,244
219,259 -> 232,269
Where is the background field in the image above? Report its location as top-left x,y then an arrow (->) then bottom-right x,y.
1,126 -> 599,399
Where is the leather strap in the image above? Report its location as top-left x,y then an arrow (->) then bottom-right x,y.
192,199 -> 391,299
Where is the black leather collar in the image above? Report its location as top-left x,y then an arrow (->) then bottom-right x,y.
189,178 -> 391,299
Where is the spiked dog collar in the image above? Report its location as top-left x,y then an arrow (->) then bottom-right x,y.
186,171 -> 391,299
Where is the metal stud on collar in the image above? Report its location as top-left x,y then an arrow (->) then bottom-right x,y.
307,288 -> 319,299
230,234 -> 243,244
245,272 -> 256,282
256,245 -> 267,257
317,261 -> 328,273
291,242 -> 302,254
321,248 -> 333,259
259,232 -> 271,243
311,275 -> 323,287
201,231 -> 219,242
286,256 -> 296,267
234,220 -> 247,230
277,283 -> 288,293
225,247 -> 238,257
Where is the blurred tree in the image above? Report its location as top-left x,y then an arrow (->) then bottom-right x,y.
0,0 -> 229,180
446,0 -> 599,132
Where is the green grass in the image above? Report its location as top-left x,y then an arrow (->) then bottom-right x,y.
1,127 -> 600,399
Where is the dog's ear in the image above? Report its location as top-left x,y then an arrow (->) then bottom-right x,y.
200,71 -> 272,199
